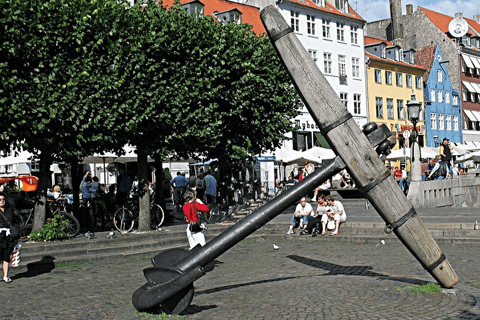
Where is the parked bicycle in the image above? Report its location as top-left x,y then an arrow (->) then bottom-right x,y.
113,196 -> 165,233
13,196 -> 81,238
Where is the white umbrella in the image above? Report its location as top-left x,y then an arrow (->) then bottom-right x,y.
302,147 -> 336,161
0,151 -> 36,166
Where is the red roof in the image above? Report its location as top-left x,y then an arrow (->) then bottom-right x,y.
414,44 -> 437,81
159,0 -> 266,35
420,7 -> 480,40
364,36 -> 393,46
365,52 -> 426,71
286,0 -> 365,22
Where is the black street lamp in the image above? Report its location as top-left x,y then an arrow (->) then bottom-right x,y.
407,92 -> 423,180
407,92 -> 422,141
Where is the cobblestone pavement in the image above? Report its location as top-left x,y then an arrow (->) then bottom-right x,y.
2,237 -> 480,320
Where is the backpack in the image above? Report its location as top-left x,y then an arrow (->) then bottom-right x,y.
434,162 -> 447,179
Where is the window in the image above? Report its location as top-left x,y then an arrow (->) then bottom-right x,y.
312,0 -> 325,5
446,114 -> 452,130
415,76 -> 422,89
291,11 -> 300,32
322,19 -> 330,39
453,94 -> 459,106
453,115 -> 459,130
430,89 -> 436,102
387,98 -> 394,119
352,58 -> 360,78
353,94 -> 361,114
324,52 -> 332,73
336,22 -> 345,42
437,69 -> 443,82
445,91 -> 451,104
338,55 -> 346,75
374,69 -> 382,83
182,3 -> 204,15
335,0 -> 346,12
431,113 -> 437,130
406,74 -> 412,87
230,12 -> 241,23
376,97 -> 383,118
386,71 -> 392,85
308,49 -> 317,62
307,15 -> 316,35
463,90 -> 467,101
397,99 -> 404,120
350,26 -> 358,45
340,92 -> 348,107
438,90 -> 443,102
471,92 -> 476,102
396,73 -> 403,86
438,114 -> 444,130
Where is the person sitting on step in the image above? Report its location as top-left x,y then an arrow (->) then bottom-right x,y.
321,195 -> 347,236
286,197 -> 314,235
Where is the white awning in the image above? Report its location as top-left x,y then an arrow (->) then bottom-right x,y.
470,82 -> 480,93
464,109 -> 477,121
471,56 -> 480,69
462,54 -> 476,69
472,110 -> 480,122
463,81 -> 477,93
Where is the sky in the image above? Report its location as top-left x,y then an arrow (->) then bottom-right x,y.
352,0 -> 480,23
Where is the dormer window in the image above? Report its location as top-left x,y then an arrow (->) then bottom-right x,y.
181,1 -> 204,16
381,46 -> 386,59
215,9 -> 242,25
335,0 -> 348,13
312,0 -> 325,6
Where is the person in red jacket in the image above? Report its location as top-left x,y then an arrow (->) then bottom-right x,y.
183,190 -> 210,249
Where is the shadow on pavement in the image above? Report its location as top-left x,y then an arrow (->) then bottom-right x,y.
183,304 -> 218,315
287,255 -> 427,286
11,256 -> 56,280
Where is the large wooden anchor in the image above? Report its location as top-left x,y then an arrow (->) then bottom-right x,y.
132,3 -> 458,314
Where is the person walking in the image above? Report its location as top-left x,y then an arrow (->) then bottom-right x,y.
183,190 -> 209,249
203,170 -> 217,205
0,192 -> 16,283
115,166 -> 132,206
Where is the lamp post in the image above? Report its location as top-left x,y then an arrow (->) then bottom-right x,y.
433,134 -> 439,147
407,92 -> 422,182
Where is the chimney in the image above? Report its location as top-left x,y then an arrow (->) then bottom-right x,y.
390,0 -> 403,40
406,4 -> 413,15
474,14 -> 480,23
455,12 -> 463,21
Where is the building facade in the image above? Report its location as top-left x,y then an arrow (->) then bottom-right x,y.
366,1 -> 480,144
415,44 -> 462,147
364,36 -> 426,149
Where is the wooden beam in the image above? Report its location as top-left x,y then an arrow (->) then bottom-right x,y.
260,5 -> 458,287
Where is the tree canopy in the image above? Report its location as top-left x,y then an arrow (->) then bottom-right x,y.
0,0 -> 301,230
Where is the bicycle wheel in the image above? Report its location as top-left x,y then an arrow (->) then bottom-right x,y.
207,204 -> 222,224
59,212 -> 81,237
114,207 -> 135,233
151,204 -> 165,229
13,209 -> 34,239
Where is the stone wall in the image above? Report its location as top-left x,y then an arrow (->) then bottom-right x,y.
407,172 -> 480,207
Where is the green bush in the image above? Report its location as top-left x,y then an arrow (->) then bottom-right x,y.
29,214 -> 72,241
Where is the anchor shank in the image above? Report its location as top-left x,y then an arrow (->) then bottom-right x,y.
173,156 -> 346,272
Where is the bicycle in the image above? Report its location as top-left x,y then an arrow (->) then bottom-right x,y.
113,196 -> 165,233
14,196 -> 81,238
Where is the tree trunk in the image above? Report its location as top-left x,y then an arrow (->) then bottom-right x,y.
154,154 -> 163,205
32,151 -> 51,232
70,158 -> 80,220
137,145 -> 151,231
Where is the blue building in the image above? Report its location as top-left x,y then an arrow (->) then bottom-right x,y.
416,44 -> 462,147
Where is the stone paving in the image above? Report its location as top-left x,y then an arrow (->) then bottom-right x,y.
2,236 -> 480,319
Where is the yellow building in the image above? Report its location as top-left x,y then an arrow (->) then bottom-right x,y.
365,37 -> 426,157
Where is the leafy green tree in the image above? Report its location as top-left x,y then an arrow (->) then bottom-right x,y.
0,0 -> 128,230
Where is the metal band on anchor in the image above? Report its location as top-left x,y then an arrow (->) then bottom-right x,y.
360,170 -> 391,194
424,253 -> 446,272
384,207 -> 417,234
270,27 -> 294,42
322,113 -> 353,135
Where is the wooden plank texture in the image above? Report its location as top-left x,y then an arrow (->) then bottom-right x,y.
260,5 -> 458,287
